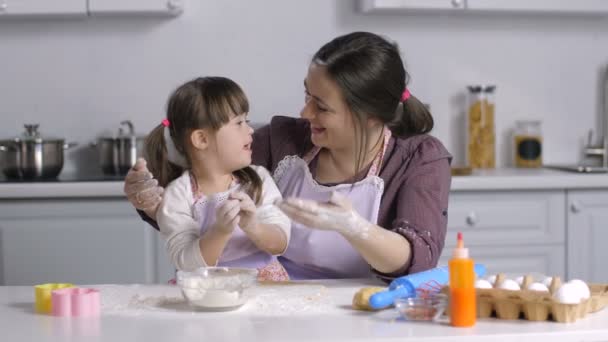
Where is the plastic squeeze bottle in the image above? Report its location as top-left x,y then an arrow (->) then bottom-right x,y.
449,232 -> 476,327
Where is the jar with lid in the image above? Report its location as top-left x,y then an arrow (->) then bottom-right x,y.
513,120 -> 542,168
466,85 -> 496,169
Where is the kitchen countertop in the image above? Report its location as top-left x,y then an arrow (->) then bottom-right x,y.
1,168 -> 608,199
450,168 -> 608,191
2,280 -> 608,342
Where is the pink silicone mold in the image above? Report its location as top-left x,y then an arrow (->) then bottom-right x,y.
51,288 -> 100,317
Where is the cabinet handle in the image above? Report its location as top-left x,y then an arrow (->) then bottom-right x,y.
570,201 -> 582,213
451,0 -> 463,8
167,0 -> 182,11
465,212 -> 478,226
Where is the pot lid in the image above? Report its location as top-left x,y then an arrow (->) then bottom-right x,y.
7,124 -> 64,143
100,120 -> 138,139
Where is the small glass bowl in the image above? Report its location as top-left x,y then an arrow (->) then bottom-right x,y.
177,267 -> 258,311
394,294 -> 448,321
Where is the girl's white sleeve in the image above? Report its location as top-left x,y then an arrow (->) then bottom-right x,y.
252,165 -> 291,254
156,176 -> 207,271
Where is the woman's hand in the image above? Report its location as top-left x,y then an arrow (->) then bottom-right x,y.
278,191 -> 412,273
230,191 -> 258,232
276,192 -> 372,239
124,158 -> 163,215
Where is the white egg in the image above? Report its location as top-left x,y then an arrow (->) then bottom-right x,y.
475,279 -> 493,289
498,279 -> 521,291
515,276 -> 525,287
541,276 -> 553,288
486,274 -> 497,285
553,283 -> 582,304
527,282 -> 549,292
567,279 -> 590,300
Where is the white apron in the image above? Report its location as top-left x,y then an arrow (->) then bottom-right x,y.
273,128 -> 390,279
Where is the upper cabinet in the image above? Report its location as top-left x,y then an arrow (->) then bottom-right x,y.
360,0 -> 608,15
359,0 -> 465,13
88,0 -> 183,16
0,0 -> 87,17
466,0 -> 608,15
0,0 -> 183,18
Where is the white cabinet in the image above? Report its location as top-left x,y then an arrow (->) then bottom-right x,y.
360,0 -> 608,15
88,0 -> 183,16
444,190 -> 566,278
0,0 -> 183,17
467,0 -> 608,14
566,190 -> 608,283
0,199 -> 172,285
360,0 -> 465,13
439,245 -> 565,278
0,0 -> 86,17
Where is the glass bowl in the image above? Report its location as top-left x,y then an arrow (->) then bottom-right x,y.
176,267 -> 258,311
394,293 -> 448,321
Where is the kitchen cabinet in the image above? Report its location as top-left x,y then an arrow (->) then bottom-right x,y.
360,0 -> 608,15
466,0 -> 608,14
0,199 -> 173,285
0,0 -> 86,17
359,0 -> 465,13
87,0 -> 183,16
0,0 -> 183,18
441,190 -> 566,278
566,190 -> 608,283
439,245 -> 565,277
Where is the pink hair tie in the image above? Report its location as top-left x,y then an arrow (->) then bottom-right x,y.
161,119 -> 170,127
401,89 -> 411,102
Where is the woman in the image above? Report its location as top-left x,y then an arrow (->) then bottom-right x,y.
125,31 -> 452,281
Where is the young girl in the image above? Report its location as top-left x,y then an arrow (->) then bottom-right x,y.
146,76 -> 290,281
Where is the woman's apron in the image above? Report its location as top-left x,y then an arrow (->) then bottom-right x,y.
274,128 -> 390,279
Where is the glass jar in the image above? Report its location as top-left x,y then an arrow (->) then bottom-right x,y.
514,120 -> 543,168
466,85 -> 496,169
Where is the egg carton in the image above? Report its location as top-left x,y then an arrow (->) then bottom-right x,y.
442,274 -> 608,323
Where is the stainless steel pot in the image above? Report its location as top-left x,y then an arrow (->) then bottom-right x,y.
0,124 -> 77,180
94,120 -> 144,176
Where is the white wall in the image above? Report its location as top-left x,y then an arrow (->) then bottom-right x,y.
1,0 -> 608,175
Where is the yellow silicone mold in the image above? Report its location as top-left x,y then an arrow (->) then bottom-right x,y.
34,283 -> 74,313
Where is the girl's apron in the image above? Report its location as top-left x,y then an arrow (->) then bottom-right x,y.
274,128 -> 390,279
191,176 -> 289,281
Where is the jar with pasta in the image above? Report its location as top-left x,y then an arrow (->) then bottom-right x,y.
466,85 -> 496,169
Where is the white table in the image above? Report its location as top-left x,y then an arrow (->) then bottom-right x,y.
2,280 -> 608,342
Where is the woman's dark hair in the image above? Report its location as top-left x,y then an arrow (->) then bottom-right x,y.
145,77 -> 262,204
313,31 -> 434,173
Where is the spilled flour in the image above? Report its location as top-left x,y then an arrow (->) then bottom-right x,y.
98,283 -> 344,316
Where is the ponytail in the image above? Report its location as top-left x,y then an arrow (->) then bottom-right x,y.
144,124 -> 184,188
388,95 -> 434,137
233,167 -> 263,206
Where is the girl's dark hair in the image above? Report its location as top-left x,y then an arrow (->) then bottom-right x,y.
312,31 -> 434,173
145,77 -> 262,204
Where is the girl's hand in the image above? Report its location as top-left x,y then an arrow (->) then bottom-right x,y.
230,191 -> 258,232
124,158 -> 164,212
212,199 -> 241,234
276,192 -> 371,239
